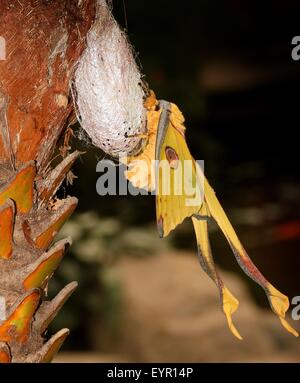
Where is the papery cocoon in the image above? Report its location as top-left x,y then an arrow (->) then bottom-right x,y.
74,0 -> 147,157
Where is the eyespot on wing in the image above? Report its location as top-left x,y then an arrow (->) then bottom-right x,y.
165,146 -> 179,169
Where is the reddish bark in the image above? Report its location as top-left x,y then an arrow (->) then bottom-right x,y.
0,0 -> 96,169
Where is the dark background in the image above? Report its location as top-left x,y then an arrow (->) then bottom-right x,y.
52,0 -> 300,359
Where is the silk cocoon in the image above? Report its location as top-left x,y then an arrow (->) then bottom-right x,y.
74,0 -> 146,157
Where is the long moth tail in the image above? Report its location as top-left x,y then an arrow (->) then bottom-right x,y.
201,173 -> 298,337
192,215 -> 242,340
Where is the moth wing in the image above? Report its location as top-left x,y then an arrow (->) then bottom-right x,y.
156,102 -> 203,237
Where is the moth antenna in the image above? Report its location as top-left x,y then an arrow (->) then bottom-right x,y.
70,81 -> 82,127
122,0 -> 128,32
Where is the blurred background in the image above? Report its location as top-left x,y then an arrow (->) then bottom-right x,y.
53,0 -> 300,362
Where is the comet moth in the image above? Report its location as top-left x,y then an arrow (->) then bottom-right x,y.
122,91 -> 298,340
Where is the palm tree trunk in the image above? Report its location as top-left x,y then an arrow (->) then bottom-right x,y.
0,0 -> 96,363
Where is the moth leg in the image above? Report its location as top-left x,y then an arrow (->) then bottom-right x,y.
124,133 -> 148,139
202,176 -> 298,337
192,215 -> 242,340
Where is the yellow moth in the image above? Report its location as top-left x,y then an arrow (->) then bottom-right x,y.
123,91 -> 298,340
